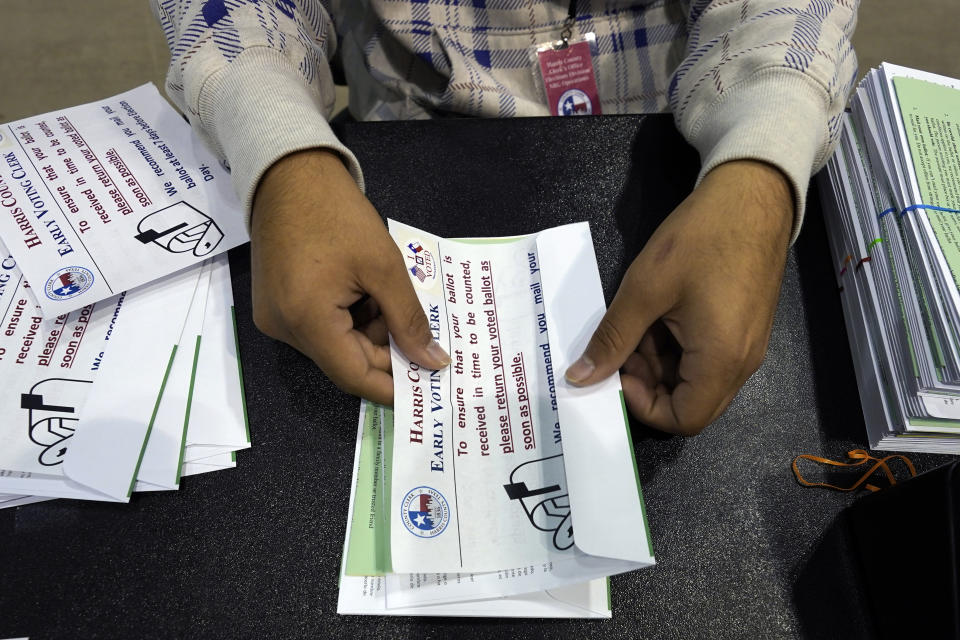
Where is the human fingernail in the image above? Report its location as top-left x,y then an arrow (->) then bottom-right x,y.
426,340 -> 451,367
565,355 -> 595,384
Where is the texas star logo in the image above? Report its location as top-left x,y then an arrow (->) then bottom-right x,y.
558,88 -> 593,116
401,486 -> 450,538
44,266 -> 95,301
404,238 -> 436,288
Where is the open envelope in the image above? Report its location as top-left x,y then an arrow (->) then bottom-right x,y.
386,221 -> 654,578
342,222 -> 654,615
536,223 -> 655,565
338,401 -> 613,618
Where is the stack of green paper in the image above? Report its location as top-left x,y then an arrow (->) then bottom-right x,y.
821,62 -> 960,453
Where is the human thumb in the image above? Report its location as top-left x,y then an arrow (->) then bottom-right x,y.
565,272 -> 663,387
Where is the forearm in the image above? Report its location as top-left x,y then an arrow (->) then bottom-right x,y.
670,0 -> 859,242
149,0 -> 363,223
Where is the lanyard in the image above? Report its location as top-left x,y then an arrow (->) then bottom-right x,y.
560,0 -> 578,45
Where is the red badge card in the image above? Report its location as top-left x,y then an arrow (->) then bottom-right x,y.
537,40 -> 602,116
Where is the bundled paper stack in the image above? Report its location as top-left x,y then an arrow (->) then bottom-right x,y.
0,85 -> 251,506
820,63 -> 960,453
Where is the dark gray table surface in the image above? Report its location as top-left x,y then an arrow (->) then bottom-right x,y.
1,114 -> 950,639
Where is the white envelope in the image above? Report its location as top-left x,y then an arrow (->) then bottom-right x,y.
536,223 -> 655,565
184,253 -> 250,451
180,451 -> 236,478
182,444 -> 239,462
386,220 -> 654,579
0,239 -> 198,502
0,264 -> 124,501
337,401 -> 611,618
0,84 -> 248,317
135,451 -> 235,488
134,259 -> 212,490
0,494 -> 54,509
62,263 -> 204,500
339,573 -> 611,618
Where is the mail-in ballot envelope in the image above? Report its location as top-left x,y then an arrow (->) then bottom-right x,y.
383,221 -> 654,596
0,84 -> 247,317
0,235 -> 203,502
338,401 -> 614,617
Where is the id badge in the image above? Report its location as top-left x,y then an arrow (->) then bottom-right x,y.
535,33 -> 602,116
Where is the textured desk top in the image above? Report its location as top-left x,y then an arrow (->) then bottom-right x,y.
1,114 -> 948,639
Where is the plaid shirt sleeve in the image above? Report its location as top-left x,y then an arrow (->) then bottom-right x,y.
670,0 -> 859,240
150,0 -> 858,238
149,0 -> 363,227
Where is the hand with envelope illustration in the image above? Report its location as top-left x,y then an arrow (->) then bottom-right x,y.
249,148 -> 450,404
566,160 -> 794,435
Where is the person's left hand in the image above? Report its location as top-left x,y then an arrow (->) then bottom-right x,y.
564,160 -> 794,435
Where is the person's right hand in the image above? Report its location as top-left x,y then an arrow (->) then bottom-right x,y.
250,148 -> 450,405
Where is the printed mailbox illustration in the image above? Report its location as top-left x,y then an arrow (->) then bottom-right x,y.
134,201 -> 224,257
21,377 -> 93,467
504,454 -> 574,551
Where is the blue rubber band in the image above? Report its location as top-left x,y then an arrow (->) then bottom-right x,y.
899,204 -> 960,218
877,207 -> 897,220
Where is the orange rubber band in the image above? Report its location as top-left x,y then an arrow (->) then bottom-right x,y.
792,449 -> 916,492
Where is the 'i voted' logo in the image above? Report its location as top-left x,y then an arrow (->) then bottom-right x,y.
404,238 -> 436,288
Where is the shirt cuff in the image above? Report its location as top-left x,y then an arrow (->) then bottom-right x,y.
684,68 -> 830,245
196,47 -> 365,229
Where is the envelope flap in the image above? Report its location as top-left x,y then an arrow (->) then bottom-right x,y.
535,223 -> 654,565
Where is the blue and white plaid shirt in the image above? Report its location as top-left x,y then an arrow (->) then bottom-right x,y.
152,0 -> 859,233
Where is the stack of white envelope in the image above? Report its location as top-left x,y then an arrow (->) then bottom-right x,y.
820,63 -> 960,453
0,84 -> 251,506
337,222 -> 656,618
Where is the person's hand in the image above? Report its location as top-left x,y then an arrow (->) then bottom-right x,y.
565,160 -> 793,435
250,148 -> 450,405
